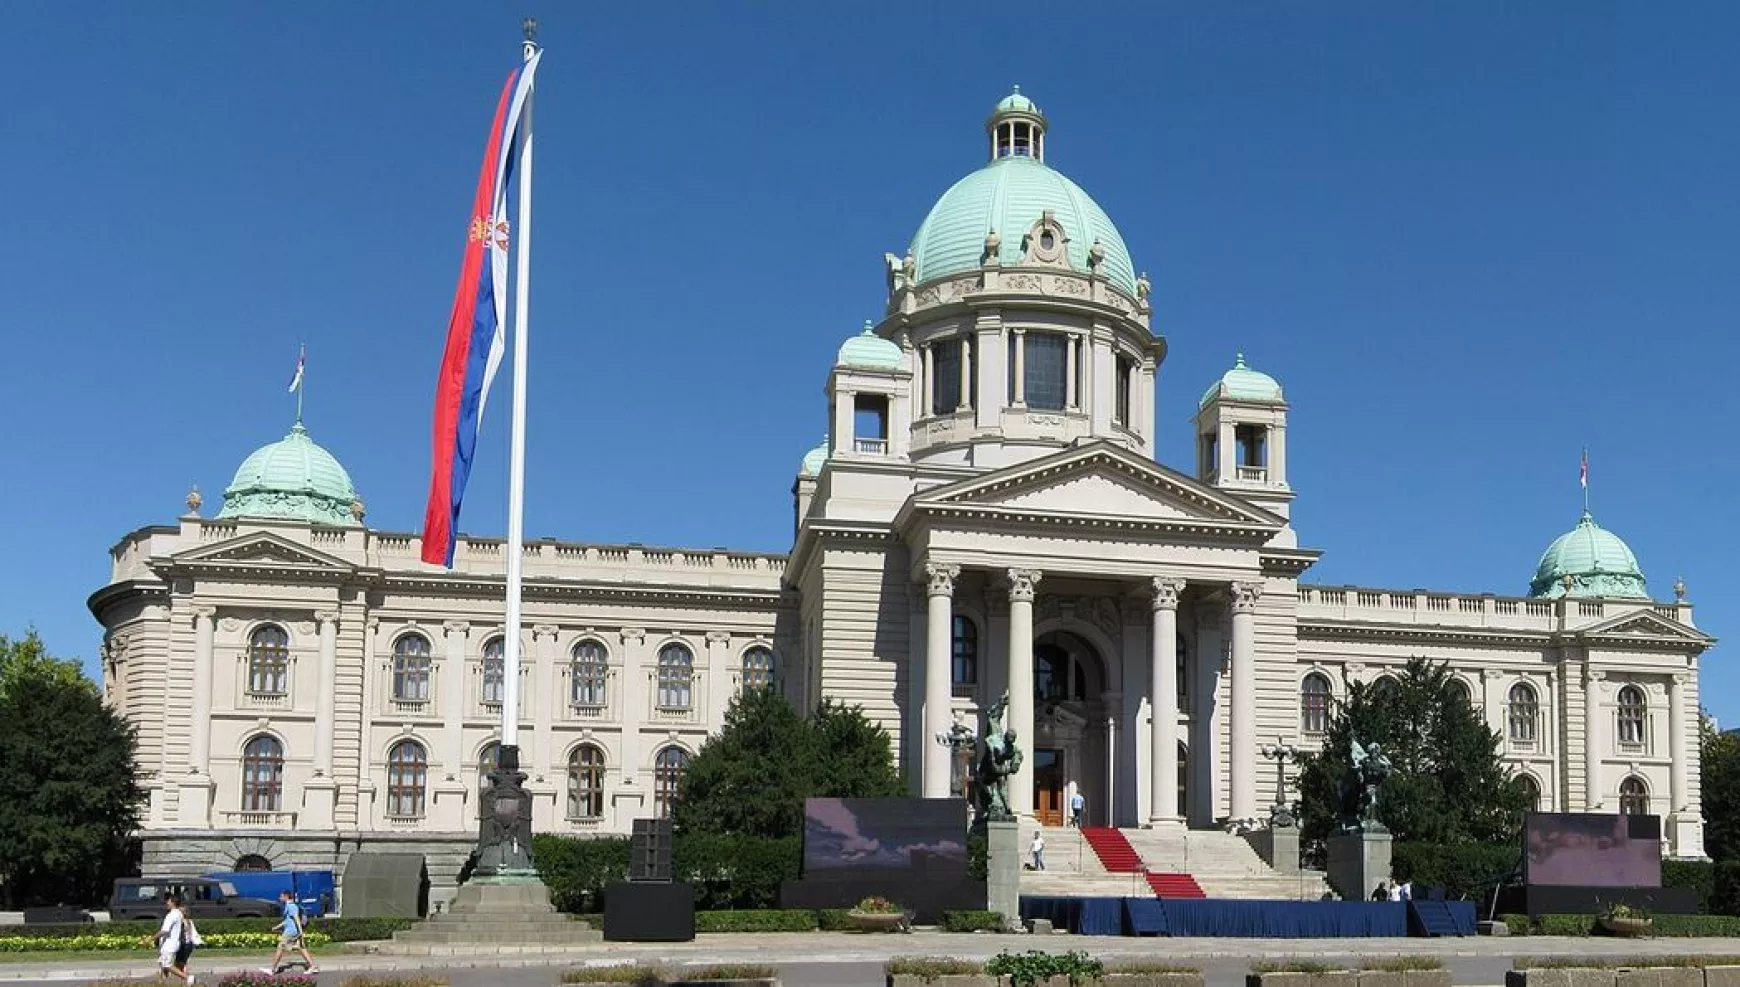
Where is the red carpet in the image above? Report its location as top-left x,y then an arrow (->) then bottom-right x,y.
1080,826 -> 1143,873
1145,871 -> 1207,898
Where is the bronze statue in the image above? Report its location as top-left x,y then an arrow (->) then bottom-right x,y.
971,691 -> 1024,824
1337,739 -> 1392,833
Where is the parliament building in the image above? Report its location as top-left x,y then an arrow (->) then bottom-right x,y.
91,90 -> 1713,900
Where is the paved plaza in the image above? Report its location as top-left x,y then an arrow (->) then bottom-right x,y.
6,933 -> 1740,986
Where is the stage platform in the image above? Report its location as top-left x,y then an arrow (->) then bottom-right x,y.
1019,896 -> 1477,938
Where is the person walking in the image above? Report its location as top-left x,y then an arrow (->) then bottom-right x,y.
1070,791 -> 1085,828
1030,830 -> 1046,871
154,894 -> 192,984
262,889 -> 318,975
177,901 -> 203,985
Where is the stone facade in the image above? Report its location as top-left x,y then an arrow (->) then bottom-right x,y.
88,89 -> 1713,905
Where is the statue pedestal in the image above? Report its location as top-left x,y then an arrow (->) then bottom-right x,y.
1244,823 -> 1300,874
985,819 -> 1021,932
1327,830 -> 1392,901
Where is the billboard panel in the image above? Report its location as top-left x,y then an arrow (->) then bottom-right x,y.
1525,812 -> 1661,888
801,797 -> 968,875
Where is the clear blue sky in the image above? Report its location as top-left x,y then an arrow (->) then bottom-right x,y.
2,3 -> 1735,716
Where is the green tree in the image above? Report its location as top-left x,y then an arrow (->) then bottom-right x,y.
671,689 -> 903,841
1700,713 -> 1740,861
1295,656 -> 1528,846
0,631 -> 142,907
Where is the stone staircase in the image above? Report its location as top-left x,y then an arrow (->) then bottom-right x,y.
381,880 -> 601,950
1016,825 -> 1330,901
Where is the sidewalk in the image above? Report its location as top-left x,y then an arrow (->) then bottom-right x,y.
4,932 -> 1739,982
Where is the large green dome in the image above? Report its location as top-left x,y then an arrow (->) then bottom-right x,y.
908,91 -> 1137,296
219,422 -> 361,526
1528,510 -> 1648,599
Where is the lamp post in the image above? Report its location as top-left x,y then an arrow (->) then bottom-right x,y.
935,711 -> 977,805
1260,736 -> 1300,828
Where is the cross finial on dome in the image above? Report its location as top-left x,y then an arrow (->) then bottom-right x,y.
863,319 -> 875,334
1235,352 -> 1247,369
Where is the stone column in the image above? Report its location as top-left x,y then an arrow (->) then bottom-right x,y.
189,607 -> 216,775
1584,666 -> 1604,810
616,628 -> 648,828
314,612 -> 339,775
923,563 -> 960,799
958,337 -> 972,410
442,621 -> 470,780
1150,577 -> 1184,826
1229,582 -> 1263,830
1011,330 -> 1027,407
532,626 -> 559,782
1670,673 -> 1689,813
1007,568 -> 1042,817
1065,335 -> 1079,409
920,344 -> 933,417
1105,710 -> 1117,826
359,618 -> 381,830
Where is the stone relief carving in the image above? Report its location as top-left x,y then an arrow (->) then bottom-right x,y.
1049,275 -> 1087,296
1093,598 -> 1121,640
220,617 -> 241,632
1004,274 -> 1042,292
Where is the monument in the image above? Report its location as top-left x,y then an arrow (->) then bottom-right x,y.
1326,739 -> 1393,900
973,691 -> 1024,931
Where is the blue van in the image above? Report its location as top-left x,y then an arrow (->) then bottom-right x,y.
201,870 -> 337,918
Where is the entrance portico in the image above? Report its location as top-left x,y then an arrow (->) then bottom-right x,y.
898,441 -> 1308,832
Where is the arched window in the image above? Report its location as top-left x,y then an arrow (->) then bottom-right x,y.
568,745 -> 606,820
393,634 -> 433,703
1445,677 -> 1473,707
1619,776 -> 1650,816
1033,643 -> 1087,702
951,616 -> 978,692
1617,685 -> 1647,749
654,746 -> 689,818
1371,675 -> 1401,703
481,638 -> 505,705
656,643 -> 694,710
387,740 -> 428,817
1517,774 -> 1542,814
247,626 -> 290,696
476,742 -> 501,818
241,735 -> 283,812
571,640 -> 608,708
234,854 -> 272,872
1300,673 -> 1332,735
741,646 -> 775,693
1508,682 -> 1540,744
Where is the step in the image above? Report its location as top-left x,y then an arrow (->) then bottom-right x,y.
1144,872 -> 1207,899
388,928 -> 603,945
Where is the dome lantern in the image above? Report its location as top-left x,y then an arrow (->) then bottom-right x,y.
988,85 -> 1047,162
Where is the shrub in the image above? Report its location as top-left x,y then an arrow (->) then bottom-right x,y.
535,834 -> 631,913
985,950 -> 1104,987
215,974 -> 318,987
670,965 -> 777,982
939,909 -> 1005,933
1713,859 -> 1740,917
692,910 -> 817,933
1251,961 -> 1335,975
0,931 -> 330,952
815,909 -> 854,931
967,831 -> 987,881
0,917 -> 405,943
674,833 -> 801,910
1499,913 -> 1530,935
1535,914 -> 1595,936
886,956 -> 984,981
1361,957 -> 1443,972
561,967 -> 665,986
312,917 -> 417,942
1664,859 -> 1714,913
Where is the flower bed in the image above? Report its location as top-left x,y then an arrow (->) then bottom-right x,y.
0,931 -> 330,952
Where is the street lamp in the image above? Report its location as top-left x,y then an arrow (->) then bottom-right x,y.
935,711 -> 977,802
1260,736 -> 1300,828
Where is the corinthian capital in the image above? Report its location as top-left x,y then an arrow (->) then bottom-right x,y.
1231,581 -> 1264,613
925,562 -> 961,598
1007,568 -> 1043,603
1151,576 -> 1185,612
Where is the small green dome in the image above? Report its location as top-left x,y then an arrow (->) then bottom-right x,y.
1200,353 -> 1284,408
994,85 -> 1041,116
219,422 -> 360,526
837,323 -> 904,371
1528,510 -> 1649,599
909,107 -> 1136,296
799,436 -> 829,477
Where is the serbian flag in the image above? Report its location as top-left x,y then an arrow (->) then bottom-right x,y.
1580,448 -> 1589,490
421,52 -> 542,566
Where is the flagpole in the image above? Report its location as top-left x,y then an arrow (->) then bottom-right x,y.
296,343 -> 306,423
501,27 -> 537,757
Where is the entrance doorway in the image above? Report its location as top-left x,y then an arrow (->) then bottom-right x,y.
1034,748 -> 1066,825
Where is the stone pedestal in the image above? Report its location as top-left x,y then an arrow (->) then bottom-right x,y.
1244,824 -> 1300,874
383,878 -> 601,949
1327,830 -> 1392,901
301,778 -> 336,830
985,819 -> 1021,932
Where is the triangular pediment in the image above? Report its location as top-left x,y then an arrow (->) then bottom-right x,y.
1577,607 -> 1712,645
909,442 -> 1285,531
168,531 -> 354,571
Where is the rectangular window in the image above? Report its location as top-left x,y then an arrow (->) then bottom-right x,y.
854,394 -> 889,453
1114,355 -> 1134,426
1024,333 -> 1067,411
933,339 -> 962,414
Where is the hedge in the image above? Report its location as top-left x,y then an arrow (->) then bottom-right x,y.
940,910 -> 1005,933
1499,913 -> 1740,936
533,833 -> 801,912
0,917 -> 413,943
692,909 -> 817,933
1389,842 -> 1517,900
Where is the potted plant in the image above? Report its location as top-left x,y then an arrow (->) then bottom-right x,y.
848,896 -> 910,933
1596,901 -> 1652,937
